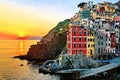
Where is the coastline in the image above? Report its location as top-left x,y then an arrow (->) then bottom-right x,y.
13,55 -> 51,63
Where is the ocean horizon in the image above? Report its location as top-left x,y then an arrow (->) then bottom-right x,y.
0,40 -> 116,80
0,40 -> 75,80
0,40 -> 53,80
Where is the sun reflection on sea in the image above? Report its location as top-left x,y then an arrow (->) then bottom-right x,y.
18,40 -> 25,55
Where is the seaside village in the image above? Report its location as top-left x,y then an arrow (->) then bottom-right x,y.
39,1 -> 120,78
67,1 -> 120,57
58,1 -> 120,69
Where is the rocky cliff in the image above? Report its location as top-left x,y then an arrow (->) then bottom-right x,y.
26,19 -> 70,61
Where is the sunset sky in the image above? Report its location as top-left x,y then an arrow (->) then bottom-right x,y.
0,0 -> 116,39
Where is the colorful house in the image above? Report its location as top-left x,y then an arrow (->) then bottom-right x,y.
110,32 -> 116,53
87,29 -> 95,57
70,2 -> 92,24
114,15 -> 120,22
105,30 -> 116,54
92,2 -> 115,21
94,29 -> 106,56
67,26 -> 87,55
94,28 -> 116,57
115,23 -> 120,56
114,16 -> 120,55
67,1 -> 119,57
92,12 -> 114,21
115,24 -> 120,49
104,2 -> 115,12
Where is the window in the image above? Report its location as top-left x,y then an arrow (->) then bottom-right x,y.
106,39 -> 107,41
98,48 -> 100,53
101,42 -> 103,45
91,44 -> 94,47
98,42 -> 100,45
84,44 -> 86,47
90,39 -> 92,41
79,38 -> 81,41
76,50 -> 78,54
100,36 -> 102,39
84,38 -> 86,41
84,32 -> 86,35
92,34 -> 94,36
74,32 -> 76,35
101,36 -> 103,39
106,34 -> 107,37
104,49 -> 105,51
88,39 -> 89,42
97,36 -> 99,39
109,43 -> 110,46
74,38 -> 76,41
79,32 -> 81,35
80,50 -> 82,54
74,44 -> 76,48
98,26 -> 100,29
79,44 -> 81,47
101,48 -> 103,52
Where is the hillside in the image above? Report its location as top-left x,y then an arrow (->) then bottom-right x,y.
25,19 -> 70,61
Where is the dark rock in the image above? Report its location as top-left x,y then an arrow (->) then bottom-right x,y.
13,55 -> 27,60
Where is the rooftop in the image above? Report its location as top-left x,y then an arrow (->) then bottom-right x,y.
114,15 -> 120,21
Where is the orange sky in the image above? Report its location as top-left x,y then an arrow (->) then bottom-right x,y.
0,33 -> 17,39
0,0 -> 71,39
0,3 -> 56,38
0,0 -> 116,39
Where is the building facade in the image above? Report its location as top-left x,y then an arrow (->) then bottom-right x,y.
92,2 -> 115,21
87,29 -> 95,57
110,32 -> 116,53
105,29 -> 116,54
67,26 -> 87,55
115,23 -> 120,53
94,29 -> 106,56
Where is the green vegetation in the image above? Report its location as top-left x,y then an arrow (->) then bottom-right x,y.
50,19 -> 70,34
56,19 -> 70,31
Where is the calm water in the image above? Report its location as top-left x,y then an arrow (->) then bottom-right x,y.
0,40 -> 115,80
0,40 -> 63,80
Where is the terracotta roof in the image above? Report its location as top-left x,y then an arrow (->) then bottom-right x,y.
114,16 -> 120,21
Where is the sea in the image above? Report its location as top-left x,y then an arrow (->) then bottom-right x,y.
0,40 -> 115,80
0,40 -> 65,80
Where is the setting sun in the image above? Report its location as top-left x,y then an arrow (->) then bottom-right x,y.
17,32 -> 28,40
19,32 -> 25,37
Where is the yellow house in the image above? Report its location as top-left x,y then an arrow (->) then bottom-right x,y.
87,29 -> 94,57
92,2 -> 115,21
104,2 -> 115,13
92,11 -> 114,21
